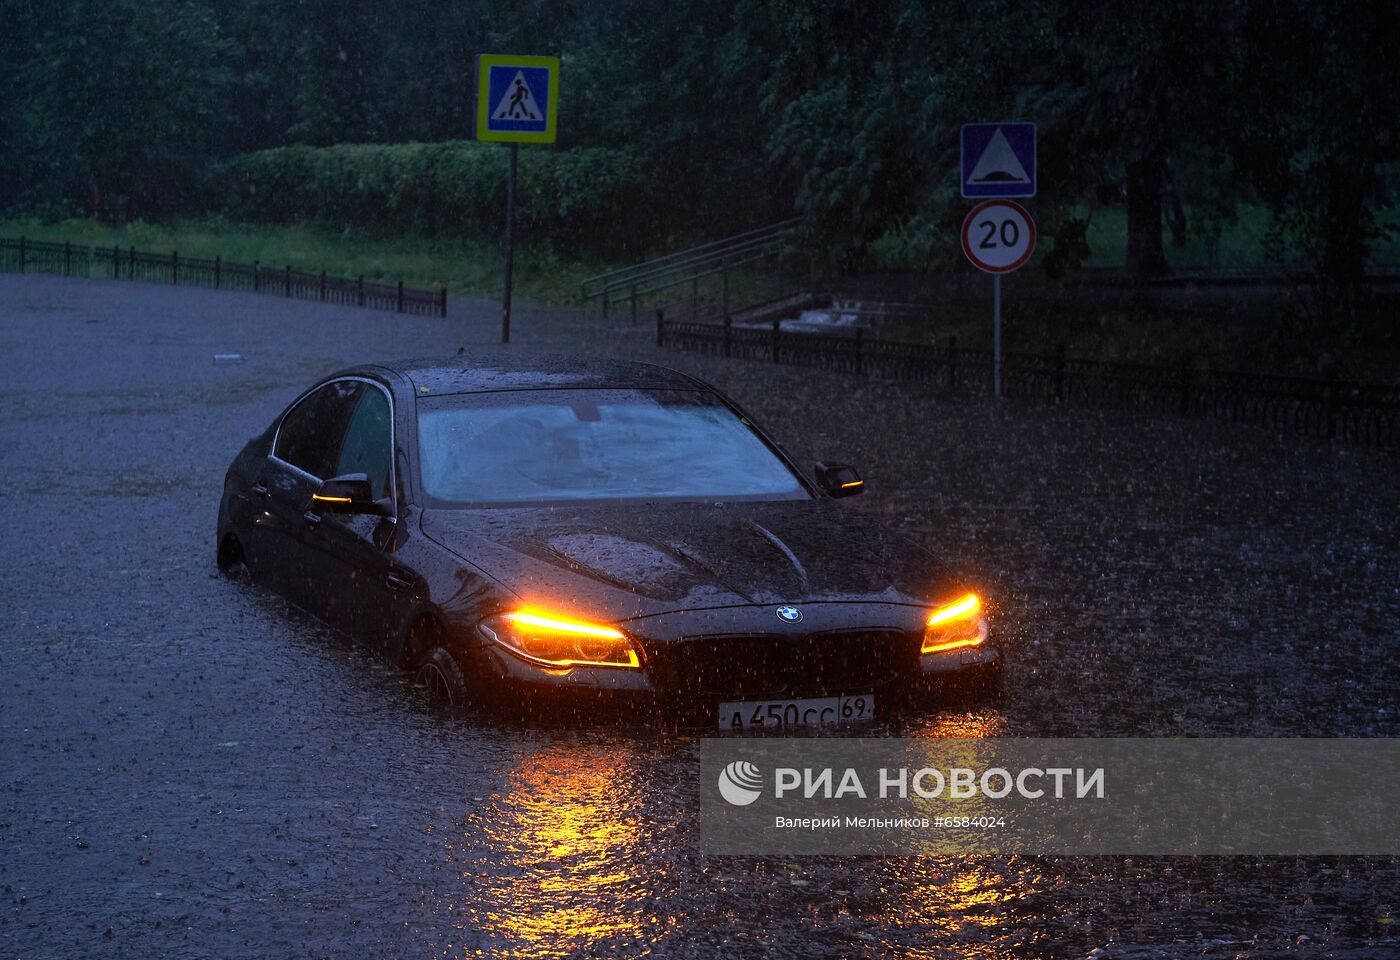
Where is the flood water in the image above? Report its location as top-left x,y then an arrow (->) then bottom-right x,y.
2,274 -> 1396,958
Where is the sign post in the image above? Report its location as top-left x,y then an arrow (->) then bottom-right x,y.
960,199 -> 1037,399
476,54 -> 560,344
960,122 -> 1037,398
994,270 -> 1001,398
502,143 -> 517,344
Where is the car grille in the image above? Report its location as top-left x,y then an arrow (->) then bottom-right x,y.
656,630 -> 918,700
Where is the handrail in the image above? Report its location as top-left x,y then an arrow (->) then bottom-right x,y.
581,217 -> 799,300
613,247 -> 773,303
600,233 -> 780,292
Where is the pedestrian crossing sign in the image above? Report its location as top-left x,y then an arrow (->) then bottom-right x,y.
476,54 -> 559,143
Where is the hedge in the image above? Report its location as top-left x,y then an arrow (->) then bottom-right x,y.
221,141 -> 655,247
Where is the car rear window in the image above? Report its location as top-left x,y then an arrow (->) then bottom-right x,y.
416,389 -> 808,505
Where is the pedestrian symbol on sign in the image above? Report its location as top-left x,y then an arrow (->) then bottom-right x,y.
476,54 -> 557,143
493,72 -> 542,121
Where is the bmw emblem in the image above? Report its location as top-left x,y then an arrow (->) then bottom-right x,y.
776,605 -> 803,624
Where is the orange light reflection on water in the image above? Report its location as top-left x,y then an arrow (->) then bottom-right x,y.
882,709 -> 1052,958
452,742 -> 649,958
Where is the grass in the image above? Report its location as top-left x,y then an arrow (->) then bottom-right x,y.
1081,204 -> 1266,269
0,216 -> 615,305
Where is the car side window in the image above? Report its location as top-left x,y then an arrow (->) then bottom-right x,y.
274,380 -> 364,479
334,386 -> 393,498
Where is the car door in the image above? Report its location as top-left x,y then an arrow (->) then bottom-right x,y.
249,379 -> 364,613
303,380 -> 408,645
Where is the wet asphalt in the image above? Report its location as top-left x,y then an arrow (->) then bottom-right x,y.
1,273 -> 1397,958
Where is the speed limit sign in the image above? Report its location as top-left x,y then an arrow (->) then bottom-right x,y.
961,199 -> 1036,273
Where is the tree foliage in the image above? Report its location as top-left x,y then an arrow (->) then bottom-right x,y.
12,0 -> 233,218
0,0 -> 1393,279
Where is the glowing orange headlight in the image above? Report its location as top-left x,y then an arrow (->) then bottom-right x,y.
922,593 -> 988,654
480,608 -> 641,669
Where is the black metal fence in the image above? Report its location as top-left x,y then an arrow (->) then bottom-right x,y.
657,313 -> 1400,449
0,236 -> 448,317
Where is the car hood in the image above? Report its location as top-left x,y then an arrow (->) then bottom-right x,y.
420,500 -> 963,622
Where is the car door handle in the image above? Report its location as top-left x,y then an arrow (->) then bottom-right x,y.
385,572 -> 412,591
251,482 -> 269,497
302,510 -> 322,527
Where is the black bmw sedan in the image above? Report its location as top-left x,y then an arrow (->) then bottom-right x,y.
216,357 -> 1001,728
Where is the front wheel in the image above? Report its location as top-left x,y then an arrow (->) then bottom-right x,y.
217,534 -> 251,582
413,646 -> 471,707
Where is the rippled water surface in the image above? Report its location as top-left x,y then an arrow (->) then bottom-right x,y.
1,275 -> 1396,958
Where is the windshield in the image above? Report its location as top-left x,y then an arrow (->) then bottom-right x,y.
416,389 -> 808,505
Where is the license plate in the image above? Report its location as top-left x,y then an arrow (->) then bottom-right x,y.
717,694 -> 874,731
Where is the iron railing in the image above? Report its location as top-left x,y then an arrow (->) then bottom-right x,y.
656,312 -> 1400,449
0,236 -> 448,317
581,219 -> 802,322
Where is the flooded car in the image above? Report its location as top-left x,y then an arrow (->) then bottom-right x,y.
215,356 -> 1001,727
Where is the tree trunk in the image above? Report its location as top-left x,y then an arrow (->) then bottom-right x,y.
1125,150 -> 1170,277
1164,164 -> 1187,249
1321,161 -> 1366,285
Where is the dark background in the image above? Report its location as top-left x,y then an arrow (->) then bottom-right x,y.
2,0 -> 1397,279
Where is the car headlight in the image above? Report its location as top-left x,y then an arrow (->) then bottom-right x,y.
479,608 -> 641,669
922,593 -> 988,654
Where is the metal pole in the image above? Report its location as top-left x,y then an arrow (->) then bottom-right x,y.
501,143 -> 517,344
993,272 -> 1002,400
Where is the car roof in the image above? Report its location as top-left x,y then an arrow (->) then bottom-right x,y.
359,356 -> 707,396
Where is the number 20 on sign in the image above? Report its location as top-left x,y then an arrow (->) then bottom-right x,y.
961,199 -> 1036,274
961,199 -> 1036,399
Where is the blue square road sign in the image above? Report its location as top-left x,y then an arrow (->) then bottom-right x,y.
476,54 -> 559,143
961,122 -> 1036,198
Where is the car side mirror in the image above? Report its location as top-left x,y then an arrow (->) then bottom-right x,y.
311,473 -> 392,516
815,461 -> 864,497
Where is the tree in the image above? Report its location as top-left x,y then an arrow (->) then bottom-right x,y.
18,0 -> 233,219
1230,0 -> 1399,285
1040,2 -> 1239,277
